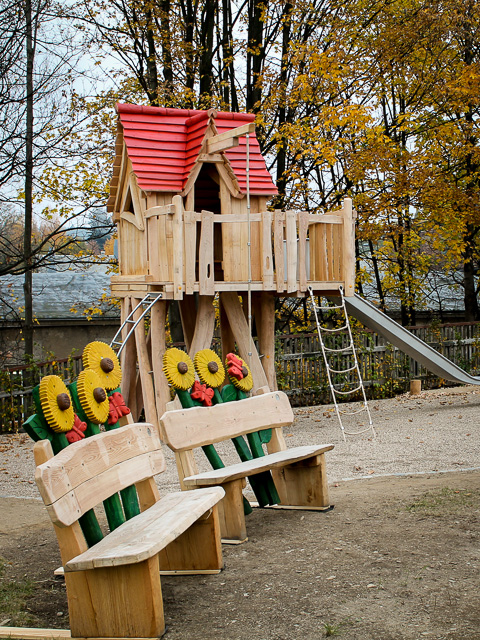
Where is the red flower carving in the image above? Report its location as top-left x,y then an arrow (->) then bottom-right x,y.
190,380 -> 214,406
66,414 -> 87,443
108,392 -> 131,425
226,353 -> 244,380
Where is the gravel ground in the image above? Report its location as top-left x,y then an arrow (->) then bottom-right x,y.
1,384 -> 479,500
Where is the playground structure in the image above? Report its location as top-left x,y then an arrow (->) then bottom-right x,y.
107,103 -> 357,428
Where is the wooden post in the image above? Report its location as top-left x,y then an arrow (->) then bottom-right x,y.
252,292 -> 276,391
220,291 -> 268,390
179,296 -> 198,353
188,295 -> 216,356
120,296 -> 138,419
273,210 -> 285,293
219,295 -> 236,363
342,197 -> 355,296
410,379 -> 422,395
133,298 -> 158,427
285,210 -> 297,293
172,194 -> 184,300
150,299 -> 171,428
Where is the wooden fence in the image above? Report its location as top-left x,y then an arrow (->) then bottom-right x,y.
277,322 -> 480,405
0,355 -> 83,433
2,321 -> 480,431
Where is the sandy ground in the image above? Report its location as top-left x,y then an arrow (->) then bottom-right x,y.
1,384 -> 479,500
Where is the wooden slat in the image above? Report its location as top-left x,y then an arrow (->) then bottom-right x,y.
298,211 -> 309,291
47,450 -> 166,528
307,214 -> 343,224
0,629 -> 71,640
212,213 -> 262,223
261,210 -> 274,289
65,488 -> 224,571
184,210 -> 197,294
208,122 -> 255,146
183,445 -> 334,486
172,195 -> 184,299
144,204 -> 175,219
161,391 -> 293,451
206,123 -> 255,154
342,197 -> 355,295
35,424 -> 163,506
153,193 -> 169,282
207,136 -> 240,154
273,210 -> 285,292
285,210 -> 297,293
198,210 -> 215,295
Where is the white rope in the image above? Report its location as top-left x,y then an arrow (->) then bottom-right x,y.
246,132 -> 252,371
308,285 -> 375,441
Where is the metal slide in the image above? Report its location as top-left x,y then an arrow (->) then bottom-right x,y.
341,294 -> 480,385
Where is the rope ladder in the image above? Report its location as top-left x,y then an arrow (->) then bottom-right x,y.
308,286 -> 375,441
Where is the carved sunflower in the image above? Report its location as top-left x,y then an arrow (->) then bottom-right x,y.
194,349 -> 225,388
77,369 -> 110,424
39,375 -> 75,433
82,341 -> 122,391
163,348 -> 195,390
225,353 -> 253,392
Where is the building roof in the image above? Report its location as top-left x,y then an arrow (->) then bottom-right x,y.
0,265 -> 118,321
108,104 -> 277,210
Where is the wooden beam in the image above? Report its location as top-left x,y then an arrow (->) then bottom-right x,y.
219,291 -> 268,390
206,122 -> 255,154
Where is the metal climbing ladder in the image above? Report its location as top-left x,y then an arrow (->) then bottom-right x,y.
110,293 -> 163,357
308,286 -> 375,441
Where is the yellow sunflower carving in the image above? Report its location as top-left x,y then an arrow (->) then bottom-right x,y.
225,353 -> 254,392
77,369 -> 109,424
194,349 -> 225,388
83,341 -> 122,391
39,375 -> 74,433
163,348 -> 195,390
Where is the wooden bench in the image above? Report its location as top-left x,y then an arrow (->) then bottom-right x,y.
160,390 -> 334,543
33,422 -> 225,639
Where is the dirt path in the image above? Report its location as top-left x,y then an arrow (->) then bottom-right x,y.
1,385 -> 479,639
1,471 -> 479,640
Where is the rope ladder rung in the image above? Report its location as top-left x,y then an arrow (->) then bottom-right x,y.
332,384 -> 363,395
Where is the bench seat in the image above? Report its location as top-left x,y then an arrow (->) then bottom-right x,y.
183,445 -> 334,487
66,486 -> 225,572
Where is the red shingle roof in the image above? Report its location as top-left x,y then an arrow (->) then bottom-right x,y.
112,103 -> 277,199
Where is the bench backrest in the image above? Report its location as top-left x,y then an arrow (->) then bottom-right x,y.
35,423 -> 165,527
161,391 -> 293,452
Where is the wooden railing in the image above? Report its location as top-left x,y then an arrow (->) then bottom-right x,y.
111,196 -> 356,299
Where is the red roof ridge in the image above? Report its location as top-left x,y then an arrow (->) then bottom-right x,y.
116,103 -> 204,118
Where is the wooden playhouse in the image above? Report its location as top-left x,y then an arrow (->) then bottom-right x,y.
107,103 -> 355,428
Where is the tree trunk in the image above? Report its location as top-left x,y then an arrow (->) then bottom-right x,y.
23,0 -> 34,363
199,0 -> 216,104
